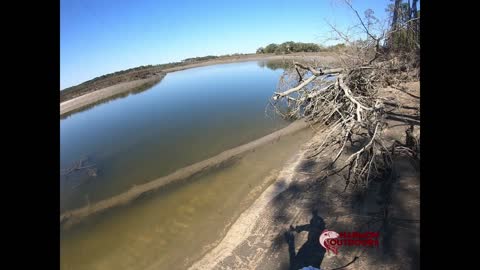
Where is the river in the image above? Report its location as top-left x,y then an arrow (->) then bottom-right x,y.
60,60 -> 314,269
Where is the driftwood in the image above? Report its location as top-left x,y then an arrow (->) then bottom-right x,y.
272,65 -> 343,101
61,157 -> 93,176
60,156 -> 98,189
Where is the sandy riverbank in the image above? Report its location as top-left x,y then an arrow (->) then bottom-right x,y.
60,52 -> 340,117
60,73 -> 165,116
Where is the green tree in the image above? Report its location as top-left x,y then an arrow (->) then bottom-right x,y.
264,43 -> 279,53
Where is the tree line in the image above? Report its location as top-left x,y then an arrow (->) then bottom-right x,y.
256,41 -> 348,55
256,41 -> 325,54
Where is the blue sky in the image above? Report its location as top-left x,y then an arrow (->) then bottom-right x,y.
61,0 -> 395,89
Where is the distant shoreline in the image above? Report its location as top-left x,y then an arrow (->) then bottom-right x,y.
60,52 -> 339,117
60,74 -> 165,116
160,52 -> 336,73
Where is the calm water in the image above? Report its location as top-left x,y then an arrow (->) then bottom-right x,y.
60,128 -> 313,270
61,61 -> 290,211
60,60 -> 313,270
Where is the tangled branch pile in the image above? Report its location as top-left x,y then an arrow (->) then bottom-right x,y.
268,1 -> 419,190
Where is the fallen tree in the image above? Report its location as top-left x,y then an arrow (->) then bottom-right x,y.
268,0 -> 420,190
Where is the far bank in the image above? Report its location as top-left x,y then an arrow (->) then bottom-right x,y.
60,52 -> 340,117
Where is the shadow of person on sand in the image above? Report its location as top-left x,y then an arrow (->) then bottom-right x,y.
284,209 -> 326,270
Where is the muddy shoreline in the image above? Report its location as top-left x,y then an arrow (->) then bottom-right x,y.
60,52 -> 339,117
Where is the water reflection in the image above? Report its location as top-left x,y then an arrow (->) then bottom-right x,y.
258,59 -> 295,70
60,76 -> 165,120
60,61 -> 288,212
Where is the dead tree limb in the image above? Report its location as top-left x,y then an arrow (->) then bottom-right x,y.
60,156 -> 98,179
266,1 -> 419,189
